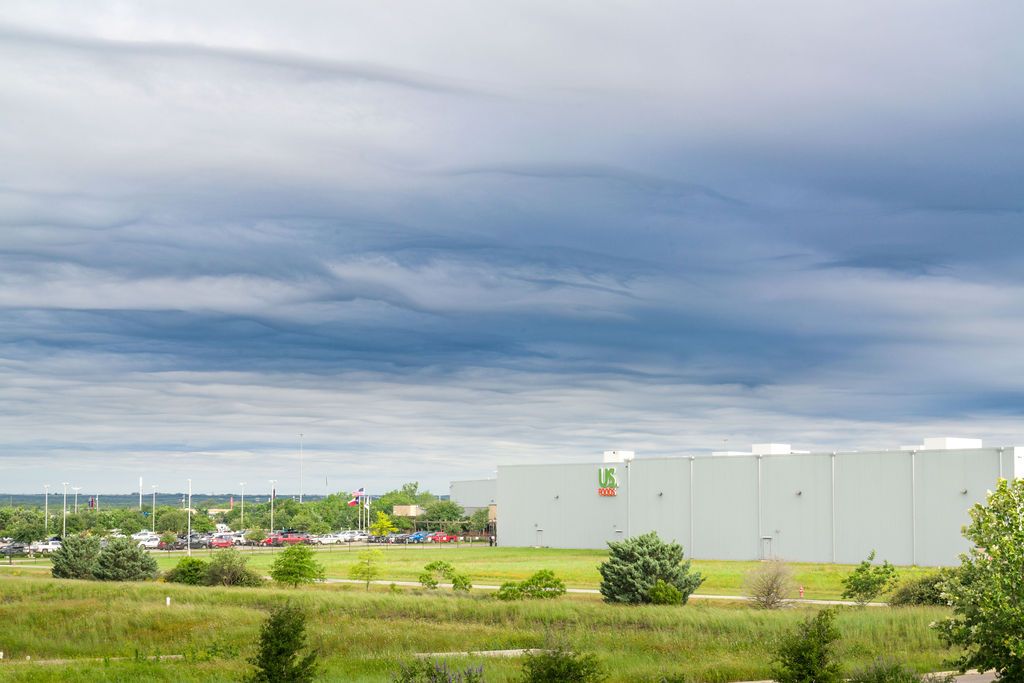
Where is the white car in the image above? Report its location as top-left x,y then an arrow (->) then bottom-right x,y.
29,539 -> 62,553
135,534 -> 161,549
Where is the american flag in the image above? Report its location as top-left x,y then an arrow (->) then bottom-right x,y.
347,487 -> 365,507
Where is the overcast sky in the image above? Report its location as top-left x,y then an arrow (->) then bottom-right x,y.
1,2 -> 1022,495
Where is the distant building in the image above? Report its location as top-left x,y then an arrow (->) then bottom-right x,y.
449,478 -> 497,516
461,439 -> 1024,566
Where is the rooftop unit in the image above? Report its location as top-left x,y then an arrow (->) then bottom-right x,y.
900,437 -> 983,451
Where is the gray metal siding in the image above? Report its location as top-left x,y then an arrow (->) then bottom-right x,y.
449,479 -> 497,510
760,455 -> 834,562
692,456 -> 758,560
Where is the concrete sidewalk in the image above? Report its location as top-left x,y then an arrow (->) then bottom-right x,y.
323,577 -> 886,606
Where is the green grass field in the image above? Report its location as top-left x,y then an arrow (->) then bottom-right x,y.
2,544 -> 940,600
0,574 -> 956,682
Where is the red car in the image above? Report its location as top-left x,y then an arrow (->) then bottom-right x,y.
209,536 -> 234,549
262,532 -> 311,547
428,532 -> 458,543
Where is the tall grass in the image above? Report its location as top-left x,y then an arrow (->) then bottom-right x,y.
0,575 -> 955,682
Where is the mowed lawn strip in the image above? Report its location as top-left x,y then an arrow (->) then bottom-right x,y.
0,574 -> 955,683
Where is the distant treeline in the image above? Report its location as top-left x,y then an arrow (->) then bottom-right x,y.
0,493 -> 325,510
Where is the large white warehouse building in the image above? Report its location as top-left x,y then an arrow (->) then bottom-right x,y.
455,438 -> 1024,566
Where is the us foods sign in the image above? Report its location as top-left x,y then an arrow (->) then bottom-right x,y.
597,467 -> 618,496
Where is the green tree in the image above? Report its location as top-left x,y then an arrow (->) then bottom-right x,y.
50,533 -> 100,579
773,609 -> 843,683
206,548 -> 264,587
469,508 -> 491,533
269,544 -> 325,588
889,570 -> 953,607
841,551 -> 898,605
349,549 -> 383,590
935,478 -> 1024,679
93,537 -> 158,581
369,511 -> 397,538
165,556 -> 209,585
597,532 -> 704,605
248,604 -> 318,683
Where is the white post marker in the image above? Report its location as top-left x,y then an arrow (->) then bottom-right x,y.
166,596 -> 171,607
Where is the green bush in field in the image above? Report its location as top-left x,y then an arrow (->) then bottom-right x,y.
392,659 -> 485,682
165,556 -> 209,585
93,537 -> 158,581
598,532 -> 703,605
419,560 -> 472,592
889,571 -> 952,607
270,544 -> 325,588
248,604 -> 318,683
841,551 -> 898,605
496,570 -> 566,601
206,548 -> 264,587
847,658 -> 955,683
496,581 -> 523,601
773,608 -> 843,683
520,647 -> 606,683
50,533 -> 100,579
647,579 -> 683,605
935,478 -> 1024,680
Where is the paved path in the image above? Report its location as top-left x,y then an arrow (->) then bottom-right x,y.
323,578 -> 886,606
737,674 -> 995,683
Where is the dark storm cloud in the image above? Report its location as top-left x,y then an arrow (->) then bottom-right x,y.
1,1 -> 1022,493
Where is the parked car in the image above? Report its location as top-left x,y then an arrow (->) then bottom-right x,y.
209,535 -> 234,549
407,531 -> 430,543
29,539 -> 63,554
1,542 -> 28,556
312,533 -> 346,545
262,531 -> 311,547
136,535 -> 161,549
427,532 -> 458,543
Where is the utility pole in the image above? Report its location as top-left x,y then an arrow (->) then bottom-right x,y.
61,482 -> 69,537
269,480 -> 277,534
43,484 -> 50,536
186,479 -> 192,557
72,487 -> 81,514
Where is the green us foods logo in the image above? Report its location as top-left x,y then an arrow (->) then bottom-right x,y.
597,467 -> 618,497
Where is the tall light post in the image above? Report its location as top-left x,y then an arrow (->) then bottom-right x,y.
269,480 -> 277,534
239,482 -> 246,530
72,486 -> 81,514
151,485 -> 158,533
43,484 -> 50,536
61,482 -> 69,537
298,433 -> 304,504
186,479 -> 192,557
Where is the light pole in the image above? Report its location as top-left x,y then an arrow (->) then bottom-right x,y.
186,479 -> 192,557
151,485 -> 158,533
43,484 -> 50,536
72,486 -> 81,514
298,433 -> 304,504
61,482 -> 69,537
269,480 -> 277,534
239,482 -> 246,530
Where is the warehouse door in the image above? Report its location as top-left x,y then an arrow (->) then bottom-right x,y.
760,536 -> 773,560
